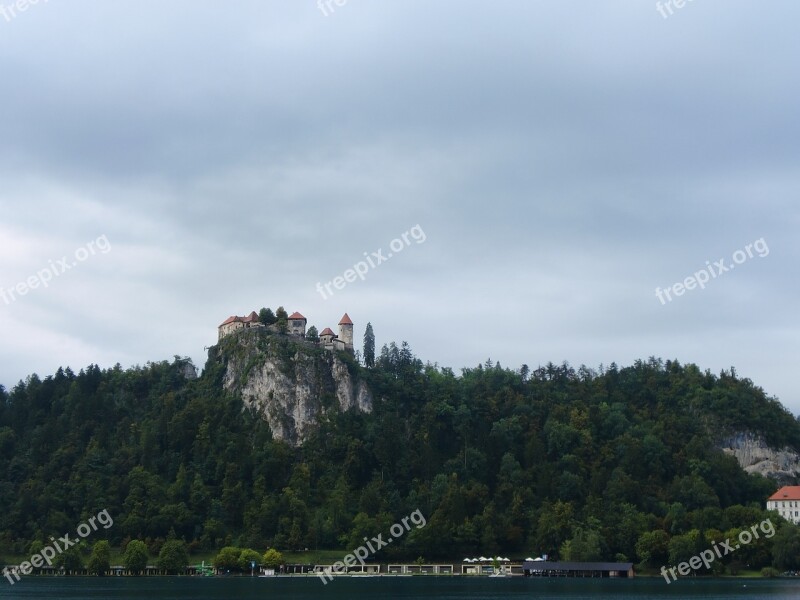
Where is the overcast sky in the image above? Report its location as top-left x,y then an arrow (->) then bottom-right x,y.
1,1 -> 798,414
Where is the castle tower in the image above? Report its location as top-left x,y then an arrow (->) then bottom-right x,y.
319,327 -> 336,347
288,312 -> 307,337
338,313 -> 354,350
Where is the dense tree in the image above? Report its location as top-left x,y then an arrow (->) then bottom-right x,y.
213,546 -> 240,572
262,548 -> 283,569
28,541 -> 44,574
87,541 -> 111,576
238,549 -> 262,572
561,526 -> 602,562
157,540 -> 189,574
771,524 -> 800,571
306,326 -> 319,343
55,546 -> 85,573
0,348 -> 796,570
259,308 -> 277,326
363,323 -> 375,368
275,307 -> 288,334
123,540 -> 148,575
635,530 -> 670,567
668,530 -> 704,570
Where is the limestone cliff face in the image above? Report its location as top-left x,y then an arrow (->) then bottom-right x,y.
719,432 -> 800,484
217,330 -> 372,446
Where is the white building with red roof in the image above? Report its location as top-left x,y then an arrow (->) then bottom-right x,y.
217,309 -> 354,353
288,312 -> 307,337
319,327 -> 336,345
338,313 -> 354,349
319,314 -> 354,352
218,311 -> 262,341
767,486 -> 800,524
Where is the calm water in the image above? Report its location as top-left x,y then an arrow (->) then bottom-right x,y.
0,577 -> 798,599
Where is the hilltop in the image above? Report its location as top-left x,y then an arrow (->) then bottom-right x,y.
1,333 -> 800,571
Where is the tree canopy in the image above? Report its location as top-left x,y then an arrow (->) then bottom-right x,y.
0,349 -> 798,571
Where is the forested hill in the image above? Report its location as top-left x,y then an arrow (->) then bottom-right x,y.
1,338 -> 799,568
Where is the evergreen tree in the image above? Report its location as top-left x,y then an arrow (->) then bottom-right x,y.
275,307 -> 289,334
0,350 -> 796,567
259,308 -> 277,326
363,322 -> 375,368
306,326 -> 319,343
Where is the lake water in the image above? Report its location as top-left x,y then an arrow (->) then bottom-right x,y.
0,577 -> 798,599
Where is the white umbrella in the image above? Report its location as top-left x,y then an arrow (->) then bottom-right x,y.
479,556 -> 488,562
525,557 -> 535,561
501,557 -> 510,562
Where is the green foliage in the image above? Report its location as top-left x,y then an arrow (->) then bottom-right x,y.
275,307 -> 288,334
259,308 -> 276,326
0,351 -> 797,569
306,326 -> 319,343
123,540 -> 148,574
561,526 -> 603,562
87,540 -> 111,576
157,540 -> 188,574
761,566 -> 780,577
213,546 -> 241,571
636,530 -> 670,567
54,545 -> 84,572
238,548 -> 262,572
363,323 -> 375,368
771,524 -> 800,570
28,541 -> 44,574
262,548 -> 283,568
668,530 -> 703,569
213,546 -> 261,572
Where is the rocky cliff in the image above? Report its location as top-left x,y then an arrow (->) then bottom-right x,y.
719,431 -> 800,485
214,328 -> 372,446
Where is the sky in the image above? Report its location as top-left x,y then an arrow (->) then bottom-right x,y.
0,1 -> 798,414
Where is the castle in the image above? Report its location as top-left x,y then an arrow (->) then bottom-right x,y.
217,310 -> 354,353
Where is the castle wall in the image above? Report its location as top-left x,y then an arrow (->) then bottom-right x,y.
339,324 -> 354,349
289,319 -> 307,337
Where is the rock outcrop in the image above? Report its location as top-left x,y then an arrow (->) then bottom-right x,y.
216,329 -> 372,446
719,432 -> 800,485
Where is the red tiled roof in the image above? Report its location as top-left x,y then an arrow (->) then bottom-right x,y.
339,313 -> 353,325
320,328 -> 335,336
219,312 -> 259,327
288,312 -> 306,321
769,486 -> 800,501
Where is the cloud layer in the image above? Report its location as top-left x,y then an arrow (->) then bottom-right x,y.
1,1 -> 798,412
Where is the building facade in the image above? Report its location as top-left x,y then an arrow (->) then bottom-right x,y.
766,486 -> 800,524
288,312 -> 307,337
218,311 -> 262,341
218,310 -> 354,354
